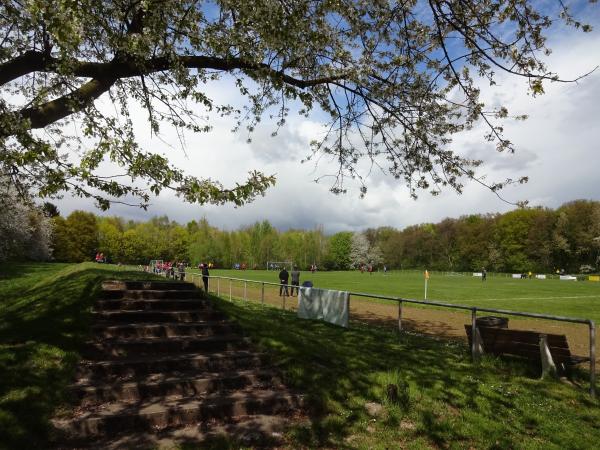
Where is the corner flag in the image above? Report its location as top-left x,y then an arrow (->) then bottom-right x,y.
425,270 -> 430,280
424,270 -> 429,300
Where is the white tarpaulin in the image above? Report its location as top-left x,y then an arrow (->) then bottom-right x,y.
298,287 -> 349,328
560,275 -> 577,281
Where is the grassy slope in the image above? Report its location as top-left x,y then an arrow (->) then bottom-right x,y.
215,297 -> 600,450
204,269 -> 600,323
0,262 -> 157,450
2,264 -> 598,449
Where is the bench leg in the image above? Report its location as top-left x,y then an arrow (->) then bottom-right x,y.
473,327 -> 484,360
540,334 -> 557,378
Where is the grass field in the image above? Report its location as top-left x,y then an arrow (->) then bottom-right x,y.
214,297 -> 600,449
199,269 -> 600,323
1,263 -> 599,449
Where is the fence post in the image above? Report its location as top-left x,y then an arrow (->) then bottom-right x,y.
244,281 -> 247,301
471,307 -> 479,362
229,279 -> 232,301
217,278 -> 220,296
590,321 -> 596,398
261,283 -> 265,305
283,292 -> 286,311
398,300 -> 403,332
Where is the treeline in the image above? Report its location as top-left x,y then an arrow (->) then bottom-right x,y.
52,215 -> 327,269
50,200 -> 600,273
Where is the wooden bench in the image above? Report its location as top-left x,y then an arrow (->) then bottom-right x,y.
465,325 -> 590,374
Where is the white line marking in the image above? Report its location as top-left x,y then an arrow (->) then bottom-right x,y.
480,295 -> 600,301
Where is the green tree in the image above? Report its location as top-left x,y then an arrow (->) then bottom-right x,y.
121,228 -> 148,264
188,219 -> 222,266
2,1 -> 593,208
97,218 -> 124,262
323,232 -> 353,270
553,201 -> 600,271
494,209 -> 537,272
52,211 -> 98,262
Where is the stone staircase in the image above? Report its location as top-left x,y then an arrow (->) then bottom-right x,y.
53,280 -> 302,448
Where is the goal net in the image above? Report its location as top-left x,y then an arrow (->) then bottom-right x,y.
267,261 -> 293,270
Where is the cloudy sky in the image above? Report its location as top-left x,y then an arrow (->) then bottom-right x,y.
56,14 -> 600,234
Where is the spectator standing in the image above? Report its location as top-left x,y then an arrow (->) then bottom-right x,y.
279,267 -> 289,296
482,268 -> 487,282
290,267 -> 300,296
201,263 -> 210,292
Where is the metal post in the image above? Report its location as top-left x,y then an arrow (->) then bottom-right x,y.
398,300 -> 403,332
229,279 -> 232,301
217,278 -> 220,296
261,282 -> 265,305
590,321 -> 596,398
345,294 -> 351,325
471,307 -> 478,362
244,281 -> 247,301
283,292 -> 286,311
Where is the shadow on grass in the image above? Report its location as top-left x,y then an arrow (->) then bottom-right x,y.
212,296 -> 600,449
0,263 -> 159,450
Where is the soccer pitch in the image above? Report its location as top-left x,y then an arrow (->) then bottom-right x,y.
207,269 -> 600,323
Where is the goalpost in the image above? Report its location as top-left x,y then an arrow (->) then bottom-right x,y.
266,261 -> 293,270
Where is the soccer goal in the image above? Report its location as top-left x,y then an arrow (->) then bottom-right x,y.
266,261 -> 293,270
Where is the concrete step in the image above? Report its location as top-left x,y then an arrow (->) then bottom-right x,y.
53,389 -> 303,439
100,289 -> 202,300
55,414 -> 292,449
91,321 -> 237,339
81,414 -> 290,450
72,370 -> 282,406
94,298 -> 210,312
84,335 -> 248,358
76,351 -> 267,381
91,309 -> 225,323
102,281 -> 196,291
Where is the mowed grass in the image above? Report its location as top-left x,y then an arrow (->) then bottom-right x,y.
202,269 -> 600,323
0,262 -> 159,450
214,297 -> 600,449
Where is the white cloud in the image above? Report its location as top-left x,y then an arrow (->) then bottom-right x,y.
56,25 -> 600,233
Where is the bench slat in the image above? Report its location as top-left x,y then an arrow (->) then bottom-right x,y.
474,327 -> 569,347
464,325 -> 588,366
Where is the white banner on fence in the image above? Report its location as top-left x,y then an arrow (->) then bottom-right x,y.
536,274 -> 546,279
298,287 -> 349,328
512,274 -> 522,279
473,272 -> 482,277
560,275 -> 577,281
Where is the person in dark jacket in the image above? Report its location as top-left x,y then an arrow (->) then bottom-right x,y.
201,263 -> 210,292
278,267 -> 289,296
290,266 -> 300,296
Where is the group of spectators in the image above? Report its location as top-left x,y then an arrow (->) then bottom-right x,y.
149,261 -> 187,280
278,266 -> 302,296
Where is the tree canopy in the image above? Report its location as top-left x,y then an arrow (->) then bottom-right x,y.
0,0 -> 595,208
49,200 -> 600,272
